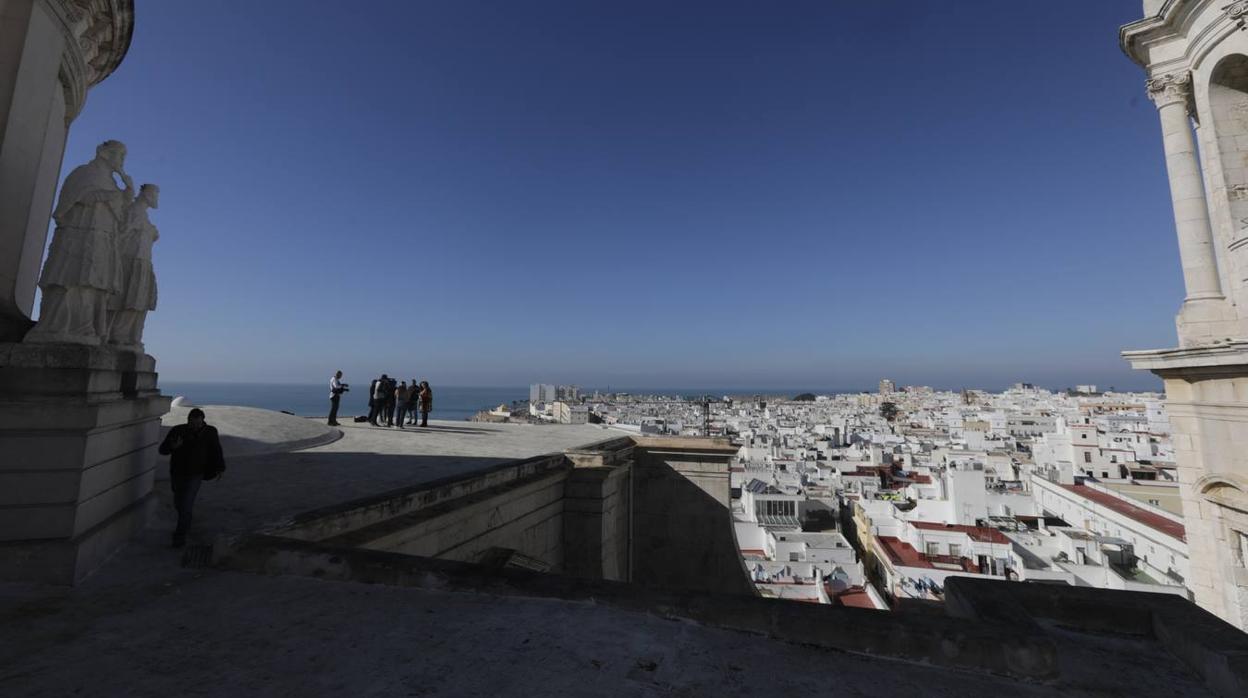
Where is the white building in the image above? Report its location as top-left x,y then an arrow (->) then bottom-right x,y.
1031,474 -> 1188,590
551,401 -> 588,425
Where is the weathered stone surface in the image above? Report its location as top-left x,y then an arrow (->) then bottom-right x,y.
0,338 -> 168,583
1123,0 -> 1248,632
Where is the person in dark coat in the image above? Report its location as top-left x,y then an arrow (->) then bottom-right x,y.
405,377 -> 420,425
384,376 -> 398,427
157,408 -> 225,548
368,374 -> 387,426
418,380 -> 432,427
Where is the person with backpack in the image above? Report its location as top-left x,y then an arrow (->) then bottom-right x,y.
157,408 -> 225,548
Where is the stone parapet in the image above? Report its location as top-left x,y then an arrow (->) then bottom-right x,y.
212,535 -> 1060,681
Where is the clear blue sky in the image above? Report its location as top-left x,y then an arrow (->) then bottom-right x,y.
59,0 -> 1174,391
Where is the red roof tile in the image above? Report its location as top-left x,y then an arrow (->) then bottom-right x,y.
834,587 -> 879,610
876,536 -> 932,568
1059,484 -> 1186,542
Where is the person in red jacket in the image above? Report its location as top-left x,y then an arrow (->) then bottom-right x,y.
157,408 -> 225,548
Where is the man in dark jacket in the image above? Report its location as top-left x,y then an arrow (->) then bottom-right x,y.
367,374 -> 387,426
157,408 -> 225,548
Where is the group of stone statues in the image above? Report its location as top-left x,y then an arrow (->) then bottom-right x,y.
25,140 -> 159,352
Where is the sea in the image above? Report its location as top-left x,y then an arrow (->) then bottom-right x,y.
158,382 -> 864,420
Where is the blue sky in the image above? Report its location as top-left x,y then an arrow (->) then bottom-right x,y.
58,0 -> 1173,390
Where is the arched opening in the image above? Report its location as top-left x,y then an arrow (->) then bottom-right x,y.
1209,55 -> 1248,270
1197,473 -> 1248,514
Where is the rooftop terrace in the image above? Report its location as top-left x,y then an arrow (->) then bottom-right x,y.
1,407 -> 1243,697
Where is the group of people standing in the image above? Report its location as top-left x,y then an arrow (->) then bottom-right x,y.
367,375 -> 432,428
327,371 -> 432,428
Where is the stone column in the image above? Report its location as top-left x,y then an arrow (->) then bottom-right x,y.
1148,73 -> 1231,336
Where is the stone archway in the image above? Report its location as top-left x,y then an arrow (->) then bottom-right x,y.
1210,54 -> 1248,297
1195,473 -> 1248,515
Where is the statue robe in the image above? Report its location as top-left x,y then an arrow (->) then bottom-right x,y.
40,158 -> 126,294
117,203 -> 158,312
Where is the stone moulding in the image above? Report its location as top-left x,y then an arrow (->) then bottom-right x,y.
40,0 -> 135,122
1121,0 -> 1245,70
1123,341 -> 1248,373
1195,473 -> 1248,513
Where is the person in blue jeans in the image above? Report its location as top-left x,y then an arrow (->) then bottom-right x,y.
157,408 -> 225,548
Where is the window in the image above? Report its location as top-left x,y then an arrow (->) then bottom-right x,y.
926,542 -> 940,556
948,544 -> 961,558
1148,499 -> 1160,507
1084,451 -> 1092,463
790,552 -> 801,562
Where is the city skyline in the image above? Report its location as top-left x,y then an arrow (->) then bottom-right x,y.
54,1 -> 1166,388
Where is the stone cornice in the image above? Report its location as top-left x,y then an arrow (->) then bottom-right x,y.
1120,0 -> 1238,67
38,0 -> 135,122
1123,340 -> 1248,374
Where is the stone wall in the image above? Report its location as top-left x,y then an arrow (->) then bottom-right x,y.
1163,370 -> 1248,629
562,441 -> 632,580
271,452 -> 573,570
630,437 -> 755,595
247,435 -> 752,594
1122,0 -> 1248,632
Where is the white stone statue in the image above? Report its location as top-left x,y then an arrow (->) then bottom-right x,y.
107,183 -> 159,351
25,140 -> 133,346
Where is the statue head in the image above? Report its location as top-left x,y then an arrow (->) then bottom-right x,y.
95,140 -> 126,170
139,183 -> 160,208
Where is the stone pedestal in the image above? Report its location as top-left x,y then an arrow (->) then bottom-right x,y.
0,341 -> 169,583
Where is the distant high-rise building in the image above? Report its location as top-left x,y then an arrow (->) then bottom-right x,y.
529,383 -> 556,405
878,379 -> 895,395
